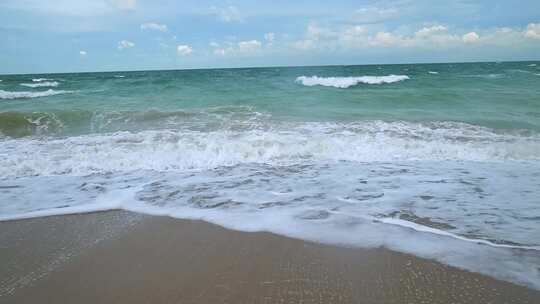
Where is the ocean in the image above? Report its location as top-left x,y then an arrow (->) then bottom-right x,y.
1,62 -> 540,289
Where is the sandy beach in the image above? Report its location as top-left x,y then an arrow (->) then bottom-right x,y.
1,211 -> 539,304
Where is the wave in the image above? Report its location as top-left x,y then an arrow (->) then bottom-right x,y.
0,89 -> 72,100
20,81 -> 59,88
32,78 -> 53,82
296,75 -> 409,88
462,73 -> 504,79
0,112 -> 65,138
428,71 -> 439,74
0,107 -> 267,138
1,121 -> 539,177
505,69 -> 538,75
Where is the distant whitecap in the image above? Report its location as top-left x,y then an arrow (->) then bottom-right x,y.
20,81 -> 59,88
0,89 -> 72,100
296,75 -> 409,88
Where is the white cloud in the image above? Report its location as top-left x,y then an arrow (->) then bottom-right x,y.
140,22 -> 168,32
238,40 -> 262,52
293,39 -> 316,50
79,50 -> 87,56
264,32 -> 275,43
462,32 -> 480,43
214,40 -> 262,56
209,42 -> 220,48
415,25 -> 448,38
477,27 -> 524,46
306,24 -> 338,41
345,25 -> 368,36
177,45 -> 193,56
524,23 -> 540,40
372,31 -> 402,46
211,6 -> 243,23
291,24 -> 340,51
291,23 -> 533,52
109,0 -> 136,10
118,40 -> 135,50
353,7 -> 398,23
413,25 -> 460,45
294,24 -> 356,50
339,26 -> 368,44
213,48 -> 229,56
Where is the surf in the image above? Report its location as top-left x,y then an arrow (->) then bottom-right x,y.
295,75 -> 410,88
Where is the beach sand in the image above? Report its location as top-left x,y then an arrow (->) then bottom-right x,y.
1,211 -> 539,304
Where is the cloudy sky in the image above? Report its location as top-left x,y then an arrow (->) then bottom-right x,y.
1,0 -> 540,74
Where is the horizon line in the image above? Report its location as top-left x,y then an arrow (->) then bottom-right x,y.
1,59 -> 539,77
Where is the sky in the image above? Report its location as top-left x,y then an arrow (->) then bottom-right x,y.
1,0 -> 540,74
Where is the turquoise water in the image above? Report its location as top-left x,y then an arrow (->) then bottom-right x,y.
1,62 -> 540,136
1,62 -> 540,289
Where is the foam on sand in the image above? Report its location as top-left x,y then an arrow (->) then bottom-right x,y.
296,75 -> 409,88
376,217 -> 540,251
0,89 -> 72,100
1,163 -> 539,290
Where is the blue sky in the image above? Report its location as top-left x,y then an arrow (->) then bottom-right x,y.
1,0 -> 540,74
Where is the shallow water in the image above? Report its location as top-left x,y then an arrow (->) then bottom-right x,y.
1,61 -> 540,288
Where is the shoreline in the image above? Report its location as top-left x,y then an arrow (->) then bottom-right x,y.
1,211 -> 539,303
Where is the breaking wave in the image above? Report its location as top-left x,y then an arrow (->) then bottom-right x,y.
20,81 -> 59,88
0,89 -> 72,100
1,121 -> 539,178
296,75 -> 410,88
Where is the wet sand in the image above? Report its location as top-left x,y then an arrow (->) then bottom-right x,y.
1,211 -> 539,304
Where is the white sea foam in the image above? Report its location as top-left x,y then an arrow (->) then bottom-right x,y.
0,121 -> 539,178
114,75 -> 125,78
0,89 -> 72,100
428,71 -> 439,74
377,217 -> 540,251
528,64 -> 537,67
296,75 -> 409,88
32,78 -> 53,82
20,81 -> 59,88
